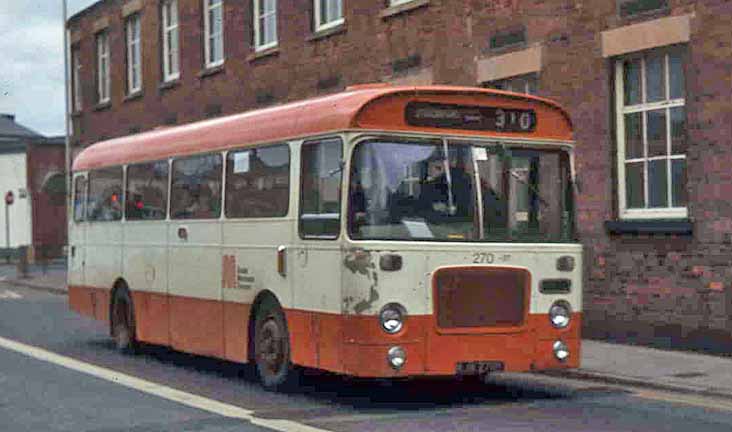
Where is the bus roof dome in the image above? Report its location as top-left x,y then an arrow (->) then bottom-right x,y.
73,85 -> 573,171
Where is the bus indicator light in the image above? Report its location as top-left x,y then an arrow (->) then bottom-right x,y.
387,346 -> 407,370
277,245 -> 287,277
553,340 -> 570,361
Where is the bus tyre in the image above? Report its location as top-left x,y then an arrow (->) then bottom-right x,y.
254,298 -> 296,391
111,288 -> 138,355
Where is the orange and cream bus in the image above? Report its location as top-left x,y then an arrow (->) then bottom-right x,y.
69,84 -> 581,389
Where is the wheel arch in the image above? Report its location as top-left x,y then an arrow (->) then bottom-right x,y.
247,289 -> 284,362
108,278 -> 132,336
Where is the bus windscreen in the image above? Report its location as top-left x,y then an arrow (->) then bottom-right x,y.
348,139 -> 574,242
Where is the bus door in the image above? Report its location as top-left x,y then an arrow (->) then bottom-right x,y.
68,173 -> 87,288
167,154 -> 224,358
295,138 -> 344,370
122,161 -> 170,345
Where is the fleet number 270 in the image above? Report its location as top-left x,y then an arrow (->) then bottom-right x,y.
472,252 -> 495,264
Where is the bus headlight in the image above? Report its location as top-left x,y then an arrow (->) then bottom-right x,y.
549,300 -> 571,329
379,303 -> 406,334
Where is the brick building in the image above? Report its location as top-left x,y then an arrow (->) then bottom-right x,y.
67,0 -> 732,351
0,114 -> 67,259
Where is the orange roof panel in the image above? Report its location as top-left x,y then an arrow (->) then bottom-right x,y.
73,86 -> 573,171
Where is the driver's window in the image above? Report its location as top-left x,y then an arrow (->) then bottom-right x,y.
299,138 -> 343,239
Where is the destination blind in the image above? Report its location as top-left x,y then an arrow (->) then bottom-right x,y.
405,102 -> 537,132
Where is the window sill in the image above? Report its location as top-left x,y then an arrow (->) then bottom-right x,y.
605,219 -> 693,235
381,0 -> 429,19
70,110 -> 83,118
246,46 -> 279,62
198,64 -> 225,79
307,23 -> 346,42
159,78 -> 181,92
123,91 -> 143,102
93,101 -> 112,112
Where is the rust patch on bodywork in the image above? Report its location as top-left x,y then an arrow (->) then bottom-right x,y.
344,248 -> 380,314
344,248 -> 373,275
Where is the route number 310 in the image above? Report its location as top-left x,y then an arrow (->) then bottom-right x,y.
495,108 -> 533,131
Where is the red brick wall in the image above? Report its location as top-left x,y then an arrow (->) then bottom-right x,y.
68,0 -> 732,351
69,0 -> 475,145
27,143 -> 67,257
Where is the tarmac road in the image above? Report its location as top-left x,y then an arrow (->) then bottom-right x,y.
3,283 -> 732,432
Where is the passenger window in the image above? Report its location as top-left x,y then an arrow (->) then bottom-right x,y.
170,154 -> 223,219
73,176 -> 87,222
126,161 -> 169,220
299,138 -> 343,238
226,144 -> 290,218
87,167 -> 124,221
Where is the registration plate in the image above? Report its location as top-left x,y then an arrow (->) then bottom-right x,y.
456,361 -> 504,375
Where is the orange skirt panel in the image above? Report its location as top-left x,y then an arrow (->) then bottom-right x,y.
69,285 -> 580,377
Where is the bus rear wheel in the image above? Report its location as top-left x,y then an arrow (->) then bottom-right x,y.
254,298 -> 296,390
111,288 -> 138,354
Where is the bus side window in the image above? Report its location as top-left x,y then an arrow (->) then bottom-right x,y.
226,144 -> 290,218
87,167 -> 124,222
73,176 -> 87,222
126,161 -> 169,221
299,138 -> 343,239
170,154 -> 223,220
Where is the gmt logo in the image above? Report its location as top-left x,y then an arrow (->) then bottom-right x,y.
222,255 -> 254,290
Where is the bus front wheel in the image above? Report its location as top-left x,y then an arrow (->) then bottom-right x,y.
111,288 -> 138,354
254,298 -> 295,390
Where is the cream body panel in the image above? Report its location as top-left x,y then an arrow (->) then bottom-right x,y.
342,241 -> 582,317
84,222 -> 123,290
122,221 -> 168,294
292,243 -> 343,314
168,220 -> 222,300
221,219 -> 294,307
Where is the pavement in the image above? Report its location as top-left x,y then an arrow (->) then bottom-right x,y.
547,339 -> 732,400
1,261 -> 67,294
4,262 -> 732,402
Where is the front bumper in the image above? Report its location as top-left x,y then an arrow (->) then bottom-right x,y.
340,312 -> 581,378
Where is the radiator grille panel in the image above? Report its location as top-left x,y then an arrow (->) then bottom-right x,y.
434,267 -> 528,328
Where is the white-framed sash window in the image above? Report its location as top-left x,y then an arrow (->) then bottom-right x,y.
162,0 -> 180,81
254,0 -> 277,51
314,0 -> 343,31
615,48 -> 687,219
204,0 -> 224,67
126,14 -> 142,94
389,0 -> 415,6
96,31 -> 110,103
